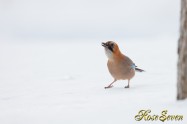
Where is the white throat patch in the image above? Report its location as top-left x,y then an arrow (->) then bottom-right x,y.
105,48 -> 113,59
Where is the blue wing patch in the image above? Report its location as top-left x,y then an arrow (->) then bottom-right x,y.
131,64 -> 136,69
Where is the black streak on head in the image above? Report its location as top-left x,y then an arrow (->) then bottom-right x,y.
107,41 -> 114,52
102,41 -> 115,52
108,45 -> 113,52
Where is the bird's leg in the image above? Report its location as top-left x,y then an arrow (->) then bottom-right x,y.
105,79 -> 117,89
125,80 -> 130,88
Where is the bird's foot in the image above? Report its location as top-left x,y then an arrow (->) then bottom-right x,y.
104,85 -> 113,89
124,85 -> 130,88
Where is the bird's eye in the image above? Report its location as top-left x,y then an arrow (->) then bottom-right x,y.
111,43 -> 114,47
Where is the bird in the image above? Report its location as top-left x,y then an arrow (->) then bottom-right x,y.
102,41 -> 144,89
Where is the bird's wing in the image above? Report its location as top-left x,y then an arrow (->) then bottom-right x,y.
123,55 -> 144,72
123,55 -> 134,66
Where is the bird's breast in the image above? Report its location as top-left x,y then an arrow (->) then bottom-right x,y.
107,60 -> 135,80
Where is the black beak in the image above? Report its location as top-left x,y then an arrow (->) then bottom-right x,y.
102,42 -> 107,47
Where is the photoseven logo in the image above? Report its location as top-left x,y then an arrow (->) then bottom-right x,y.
134,109 -> 183,122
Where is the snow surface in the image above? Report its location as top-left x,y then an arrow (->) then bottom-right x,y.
0,38 -> 186,124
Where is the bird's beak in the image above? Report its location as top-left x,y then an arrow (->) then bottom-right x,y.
102,42 -> 107,47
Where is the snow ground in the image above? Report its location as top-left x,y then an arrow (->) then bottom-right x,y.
0,38 -> 186,124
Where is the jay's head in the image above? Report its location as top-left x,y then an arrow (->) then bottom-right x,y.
102,41 -> 120,59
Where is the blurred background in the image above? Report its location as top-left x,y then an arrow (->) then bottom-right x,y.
1,1 -> 186,124
0,0 -> 179,41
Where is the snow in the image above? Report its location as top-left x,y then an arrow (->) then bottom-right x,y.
0,38 -> 186,124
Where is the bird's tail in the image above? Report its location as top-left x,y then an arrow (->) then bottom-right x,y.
135,68 -> 145,72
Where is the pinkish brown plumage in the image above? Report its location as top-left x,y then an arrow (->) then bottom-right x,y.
102,41 -> 144,89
